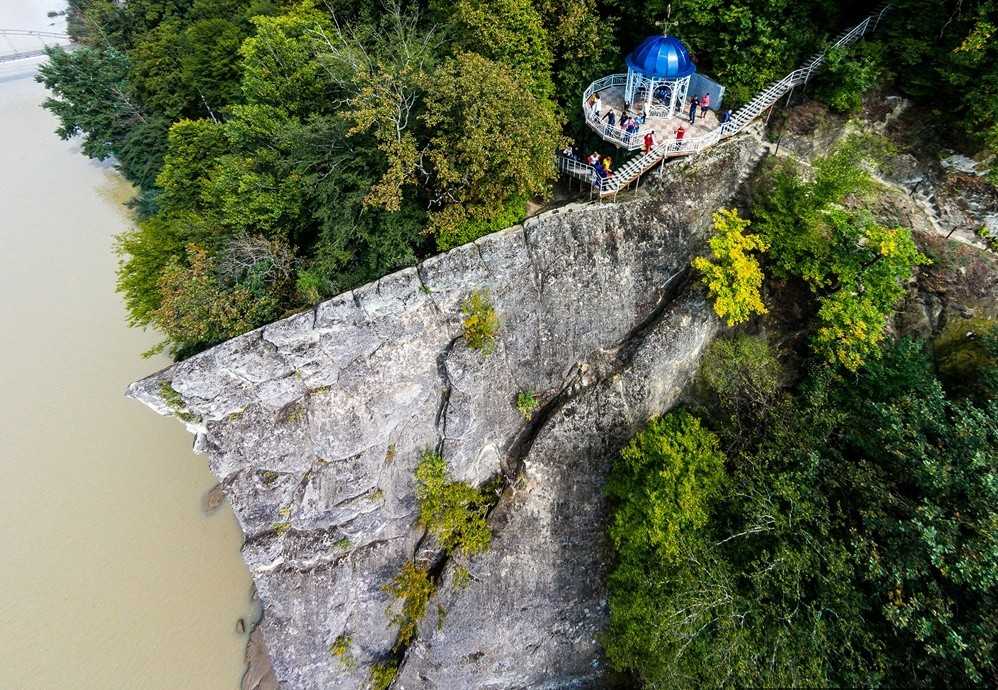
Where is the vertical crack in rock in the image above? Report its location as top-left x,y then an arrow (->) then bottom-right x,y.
433,337 -> 460,454
393,269 -> 697,686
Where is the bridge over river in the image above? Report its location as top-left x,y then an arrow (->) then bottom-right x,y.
0,29 -> 72,63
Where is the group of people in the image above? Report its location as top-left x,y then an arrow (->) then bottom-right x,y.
572,89 -> 739,177
687,92 -> 710,125
602,110 -> 645,142
587,152 -> 614,179
588,90 -> 722,134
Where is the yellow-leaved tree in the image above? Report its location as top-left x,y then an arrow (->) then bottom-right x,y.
692,208 -> 769,326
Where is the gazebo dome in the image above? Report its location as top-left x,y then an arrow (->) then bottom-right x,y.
625,35 -> 696,80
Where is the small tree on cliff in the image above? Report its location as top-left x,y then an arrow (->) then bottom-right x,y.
693,208 -> 769,326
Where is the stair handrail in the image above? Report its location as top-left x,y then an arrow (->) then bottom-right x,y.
579,4 -> 892,196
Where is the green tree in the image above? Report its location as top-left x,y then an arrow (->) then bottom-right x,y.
693,208 -> 769,326
37,46 -> 167,187
607,341 -> 998,687
536,0 -> 616,123
606,410 -> 726,560
151,244 -> 283,356
155,117 -> 228,212
884,0 -> 998,172
179,18 -> 247,116
312,3 -> 437,212
128,18 -> 193,122
604,410 -> 736,685
423,52 -> 562,248
699,333 -> 782,415
444,0 -> 555,99
815,42 -> 889,114
754,140 -> 929,370
240,4 -> 333,116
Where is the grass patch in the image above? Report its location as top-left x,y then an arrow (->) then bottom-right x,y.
515,390 -> 539,419
415,450 -> 493,556
383,561 -> 434,647
158,381 -> 198,423
258,470 -> 280,486
453,565 -> 471,590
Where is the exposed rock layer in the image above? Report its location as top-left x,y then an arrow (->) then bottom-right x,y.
128,133 -> 766,689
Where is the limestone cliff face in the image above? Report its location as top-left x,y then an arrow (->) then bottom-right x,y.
128,133 -> 766,689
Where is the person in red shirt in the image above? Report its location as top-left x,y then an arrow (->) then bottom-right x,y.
675,126 -> 686,140
643,131 -> 655,152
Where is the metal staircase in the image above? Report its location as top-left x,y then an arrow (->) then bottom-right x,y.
563,4 -> 892,199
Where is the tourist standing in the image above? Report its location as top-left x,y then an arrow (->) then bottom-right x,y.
602,108 -> 616,135
589,93 -> 601,118
643,130 -> 655,152
688,96 -> 698,126
675,125 -> 686,140
721,109 -> 733,124
700,92 -> 711,116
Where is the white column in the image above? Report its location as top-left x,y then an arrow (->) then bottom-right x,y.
677,76 -> 690,118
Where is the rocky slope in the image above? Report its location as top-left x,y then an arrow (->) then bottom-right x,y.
128,132 -> 766,689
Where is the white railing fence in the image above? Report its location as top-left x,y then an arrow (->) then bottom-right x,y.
572,4 -> 891,197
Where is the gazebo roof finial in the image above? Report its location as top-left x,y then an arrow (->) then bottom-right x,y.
655,3 -> 673,37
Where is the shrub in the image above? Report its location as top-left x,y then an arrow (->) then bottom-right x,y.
461,289 -> 499,354
515,390 -> 539,419
415,451 -> 493,555
328,634 -> 355,669
701,334 -> 782,412
816,42 -> 889,113
692,208 -> 769,326
369,662 -> 398,690
383,561 -> 434,647
933,317 -> 998,402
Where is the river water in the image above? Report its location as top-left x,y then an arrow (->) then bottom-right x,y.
0,4 -> 255,689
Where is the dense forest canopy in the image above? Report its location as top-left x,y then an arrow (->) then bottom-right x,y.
606,337 -> 998,687
39,0 -> 998,357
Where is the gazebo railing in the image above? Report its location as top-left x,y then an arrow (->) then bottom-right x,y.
576,4 -> 892,197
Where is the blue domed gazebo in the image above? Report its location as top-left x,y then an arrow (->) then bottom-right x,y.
623,34 -> 696,120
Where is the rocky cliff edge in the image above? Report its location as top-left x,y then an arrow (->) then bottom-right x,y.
128,132 -> 766,689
